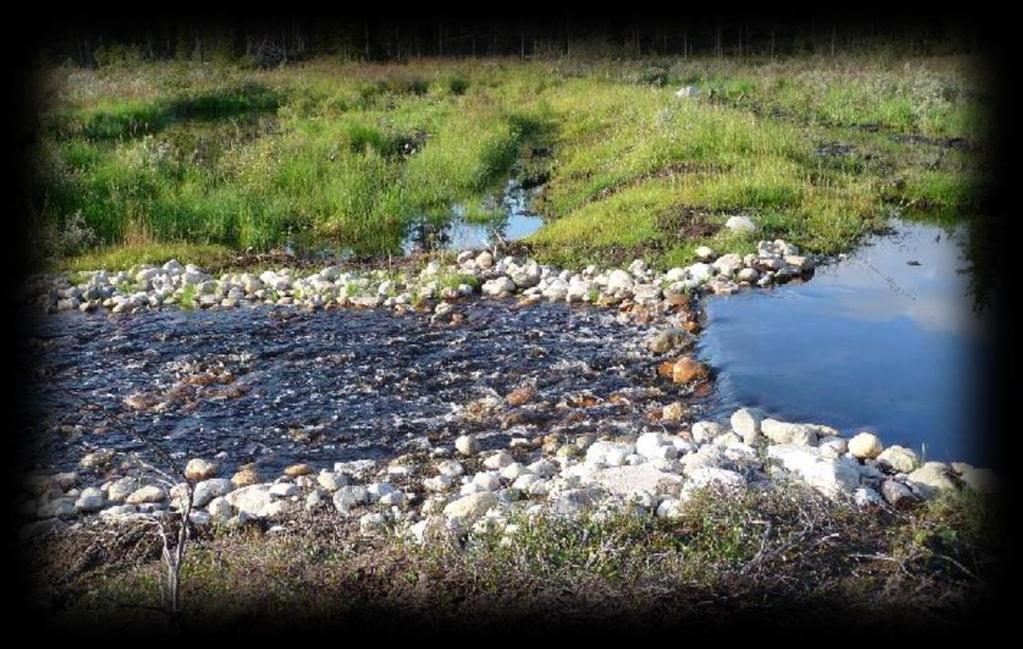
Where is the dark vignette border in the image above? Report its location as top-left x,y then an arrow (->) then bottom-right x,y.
4,5 -> 1016,640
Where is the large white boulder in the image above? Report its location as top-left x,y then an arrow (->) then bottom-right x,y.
768,444 -> 860,498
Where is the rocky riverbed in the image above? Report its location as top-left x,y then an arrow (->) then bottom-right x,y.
17,236 -> 1000,545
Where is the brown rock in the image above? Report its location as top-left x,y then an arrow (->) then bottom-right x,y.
692,382 -> 714,398
506,385 -> 536,407
232,468 -> 262,487
284,463 -> 314,477
184,458 -> 219,481
671,357 -> 709,384
656,361 -> 676,379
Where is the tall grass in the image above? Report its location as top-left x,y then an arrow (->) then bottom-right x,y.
33,54 -> 984,268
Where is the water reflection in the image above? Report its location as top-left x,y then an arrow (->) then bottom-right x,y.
403,180 -> 544,254
697,219 -> 994,465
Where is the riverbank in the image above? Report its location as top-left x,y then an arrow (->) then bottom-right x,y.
19,237 -> 1002,631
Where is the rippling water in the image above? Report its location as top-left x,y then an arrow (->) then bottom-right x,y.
23,300 -> 675,474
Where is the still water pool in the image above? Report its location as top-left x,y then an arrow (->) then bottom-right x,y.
697,220 -> 994,465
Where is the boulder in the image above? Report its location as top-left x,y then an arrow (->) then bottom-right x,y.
724,215 -> 757,233
125,485 -> 166,505
226,484 -> 273,517
876,446 -> 918,474
184,458 -> 219,481
647,327 -> 688,354
606,269 -> 634,293
881,480 -> 919,509
906,463 -> 956,499
670,357 -> 709,384
730,408 -> 762,445
192,478 -> 234,508
588,463 -> 683,497
761,419 -> 818,446
443,492 -> 498,525
691,420 -> 729,443
283,463 -> 314,478
848,432 -> 883,459
455,435 -> 479,456
768,444 -> 860,498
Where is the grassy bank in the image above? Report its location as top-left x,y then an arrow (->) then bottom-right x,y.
31,53 -> 987,272
26,486 -> 1000,634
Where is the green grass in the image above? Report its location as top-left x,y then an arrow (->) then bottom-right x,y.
59,242 -> 236,272
33,54 -> 985,271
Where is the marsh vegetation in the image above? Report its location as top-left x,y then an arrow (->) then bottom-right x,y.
31,51 -> 987,272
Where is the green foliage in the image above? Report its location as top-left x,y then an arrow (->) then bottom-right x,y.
34,54 -> 982,270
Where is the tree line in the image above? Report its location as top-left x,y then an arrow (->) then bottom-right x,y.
38,15 -> 983,68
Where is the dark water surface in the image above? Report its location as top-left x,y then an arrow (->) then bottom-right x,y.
697,220 -> 994,465
24,301 -> 661,474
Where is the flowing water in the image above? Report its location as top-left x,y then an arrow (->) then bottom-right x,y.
23,217 -> 992,475
696,219 -> 994,465
23,300 -> 670,475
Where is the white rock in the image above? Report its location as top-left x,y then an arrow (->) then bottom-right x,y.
74,487 -> 105,512
226,484 -> 273,517
482,277 -> 516,297
635,432 -> 671,460
332,485 -> 368,512
192,478 -> 233,507
681,467 -> 746,498
854,486 -> 885,506
184,458 -> 219,481
125,485 -> 166,505
436,459 -> 465,478
366,482 -> 398,502
588,463 -> 683,497
471,472 -> 502,492
107,476 -> 141,502
695,246 -> 715,262
316,471 -> 350,491
606,269 -> 634,293
876,446 -> 918,474
455,435 -> 479,456
761,419 -> 818,446
768,444 -> 861,498
360,512 -> 389,536
500,462 -> 530,481
423,475 -> 453,492
730,408 -> 762,445
725,215 -> 757,233
528,459 -> 559,477
818,437 -> 849,458
848,432 -> 884,459
443,492 -> 498,525
269,483 -> 301,498
656,498 -> 685,519
507,474 -> 538,490
906,463 -> 956,499
483,450 -> 514,470
207,496 -> 232,520
691,421 -> 729,443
